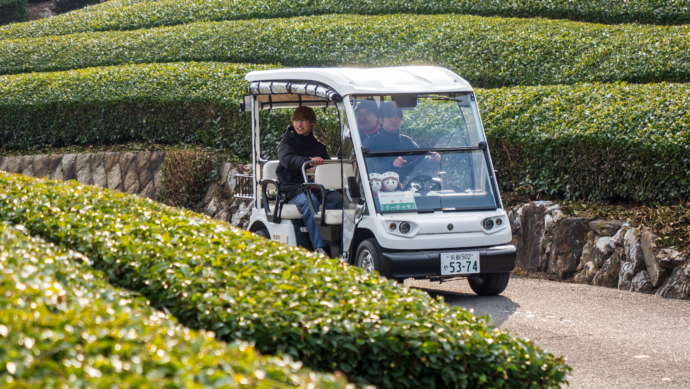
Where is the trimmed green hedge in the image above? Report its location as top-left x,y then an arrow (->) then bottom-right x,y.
0,62 -> 265,153
0,0 -> 688,41
1,62 -> 687,203
0,222 -> 348,387
0,172 -> 572,388
0,14 -> 688,87
0,0 -> 27,26
480,82 -> 690,204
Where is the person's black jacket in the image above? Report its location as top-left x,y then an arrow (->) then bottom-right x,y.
363,129 -> 421,177
277,126 -> 329,200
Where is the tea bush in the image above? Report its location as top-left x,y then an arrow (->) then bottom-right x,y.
0,0 -> 687,41
0,172 -> 571,388
479,82 -> 690,204
0,14 -> 687,87
0,62 -> 265,153
0,221 -> 349,388
1,62 -> 687,203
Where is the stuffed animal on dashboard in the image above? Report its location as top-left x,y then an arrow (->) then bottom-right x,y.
368,173 -> 382,194
381,171 -> 400,192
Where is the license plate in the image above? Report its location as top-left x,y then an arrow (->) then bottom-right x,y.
440,251 -> 480,275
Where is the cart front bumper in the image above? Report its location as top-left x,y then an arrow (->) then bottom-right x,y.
381,244 -> 516,280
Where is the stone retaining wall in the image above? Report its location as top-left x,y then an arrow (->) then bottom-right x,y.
2,152 -> 687,299
510,202 -> 689,299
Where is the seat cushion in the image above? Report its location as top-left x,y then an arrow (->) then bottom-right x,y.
269,202 -> 342,224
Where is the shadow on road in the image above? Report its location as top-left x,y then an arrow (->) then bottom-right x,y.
414,288 -> 520,327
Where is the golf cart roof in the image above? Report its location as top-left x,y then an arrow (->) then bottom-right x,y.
245,66 -> 473,101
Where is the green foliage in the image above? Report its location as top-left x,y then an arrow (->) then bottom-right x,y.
0,14 -> 688,87
1,62 -> 687,203
0,62 -> 266,153
0,221 -> 348,388
0,0 -> 27,26
480,82 -> 690,204
0,0 -> 687,41
0,172 -> 571,388
159,149 -> 219,211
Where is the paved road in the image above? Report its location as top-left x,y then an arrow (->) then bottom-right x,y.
407,276 -> 690,388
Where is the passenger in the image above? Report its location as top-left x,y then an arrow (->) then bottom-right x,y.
355,100 -> 381,142
277,106 -> 342,256
363,102 -> 440,182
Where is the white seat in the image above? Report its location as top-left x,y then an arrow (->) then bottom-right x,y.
262,160 -> 280,181
261,160 -> 303,220
314,162 -> 354,190
261,160 -> 352,224
312,162 -> 354,225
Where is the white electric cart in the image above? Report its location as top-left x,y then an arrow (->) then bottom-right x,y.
242,66 -> 516,295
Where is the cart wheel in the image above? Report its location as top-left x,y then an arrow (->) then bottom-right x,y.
253,227 -> 270,239
355,238 -> 384,275
468,273 -> 510,296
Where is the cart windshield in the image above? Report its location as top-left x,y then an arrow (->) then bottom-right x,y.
355,94 -> 499,213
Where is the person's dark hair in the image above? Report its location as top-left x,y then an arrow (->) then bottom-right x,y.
355,100 -> 380,117
292,106 -> 317,122
379,101 -> 403,118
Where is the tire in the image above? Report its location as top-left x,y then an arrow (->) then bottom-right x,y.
468,273 -> 510,296
355,238 -> 385,276
253,227 -> 270,239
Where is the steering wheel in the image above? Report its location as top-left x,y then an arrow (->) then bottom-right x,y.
405,175 -> 441,193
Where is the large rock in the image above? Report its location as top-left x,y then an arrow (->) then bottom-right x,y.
123,167 -> 140,194
20,156 -> 34,177
630,271 -> 654,294
657,248 -> 687,269
230,199 -> 253,229
60,153 -> 78,179
106,161 -> 122,190
619,228 -> 645,290
610,224 -> 629,248
589,220 -> 622,237
574,261 -> 598,284
640,227 -> 667,287
546,217 -> 590,279
75,154 -> 93,185
512,202 -> 551,272
592,236 -> 614,267
655,264 -> 690,299
91,154 -> 106,188
104,152 -> 120,173
577,235 -> 595,272
592,247 -> 623,288
139,180 -> 156,199
33,154 -> 62,178
0,156 -> 20,173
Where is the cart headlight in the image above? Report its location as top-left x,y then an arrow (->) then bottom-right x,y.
385,220 -> 417,237
482,217 -> 505,231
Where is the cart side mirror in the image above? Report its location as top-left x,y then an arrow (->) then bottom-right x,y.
347,176 -> 361,199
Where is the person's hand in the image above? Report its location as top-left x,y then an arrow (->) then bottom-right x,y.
427,152 -> 441,162
393,156 -> 407,168
310,156 -> 325,166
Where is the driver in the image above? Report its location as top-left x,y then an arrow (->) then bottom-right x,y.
355,100 -> 381,142
363,102 -> 440,184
